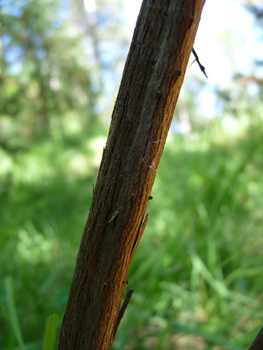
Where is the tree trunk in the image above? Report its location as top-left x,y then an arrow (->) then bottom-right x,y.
59,0 -> 206,349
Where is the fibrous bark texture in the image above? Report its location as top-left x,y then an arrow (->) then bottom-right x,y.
59,0 -> 206,349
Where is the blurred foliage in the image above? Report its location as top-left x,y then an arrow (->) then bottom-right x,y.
0,0 -> 127,147
1,0 -> 263,350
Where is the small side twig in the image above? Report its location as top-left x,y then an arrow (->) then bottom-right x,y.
113,289 -> 134,337
191,48 -> 208,78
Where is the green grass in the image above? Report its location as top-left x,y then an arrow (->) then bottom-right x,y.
1,121 -> 263,349
4,277 -> 25,350
43,314 -> 59,350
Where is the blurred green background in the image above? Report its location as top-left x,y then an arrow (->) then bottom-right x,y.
1,0 -> 263,349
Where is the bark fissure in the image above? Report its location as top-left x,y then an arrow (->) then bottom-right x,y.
59,1 -> 206,349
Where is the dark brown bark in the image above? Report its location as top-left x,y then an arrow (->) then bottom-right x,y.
249,327 -> 263,350
59,0 -> 206,349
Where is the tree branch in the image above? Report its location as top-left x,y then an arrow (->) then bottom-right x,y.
58,1 -> 206,349
192,47 -> 208,78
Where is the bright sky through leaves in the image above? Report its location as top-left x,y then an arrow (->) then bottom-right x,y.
124,0 -> 263,87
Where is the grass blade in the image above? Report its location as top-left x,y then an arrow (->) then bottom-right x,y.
4,276 -> 26,350
43,314 -> 59,350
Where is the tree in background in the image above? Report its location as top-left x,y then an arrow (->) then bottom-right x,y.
0,0 -> 126,145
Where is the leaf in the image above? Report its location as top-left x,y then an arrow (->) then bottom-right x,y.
43,314 -> 59,350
